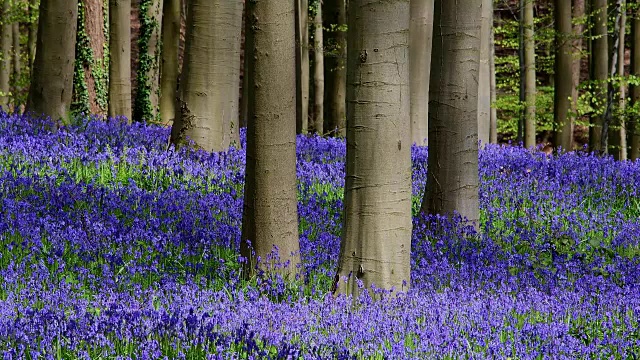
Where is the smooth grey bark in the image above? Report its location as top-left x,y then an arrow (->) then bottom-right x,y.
170,0 -> 243,152
26,0 -> 77,121
523,0 -> 536,148
323,0 -> 346,136
420,0 -> 481,224
632,0 -> 640,160
11,21 -> 20,112
490,22 -> 498,144
108,0 -> 132,121
334,0 -> 411,296
590,0 -> 608,152
240,0 -> 302,278
159,0 -> 180,126
553,0 -> 574,151
478,0 -> 491,147
409,0 -> 433,146
0,0 -> 11,110
295,0 -> 309,134
312,1 -> 324,134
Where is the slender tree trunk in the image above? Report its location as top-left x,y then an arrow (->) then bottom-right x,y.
523,0 -> 536,148
611,0 -> 626,159
108,0 -> 132,121
159,0 -> 180,126
490,16 -> 498,144
11,21 -> 20,112
295,0 -> 309,134
334,0 -> 411,297
26,0 -> 78,121
409,0 -> 433,146
478,0 -> 491,147
553,0 -> 574,151
631,0 -> 640,159
240,0 -> 301,278
170,0 -> 242,152
590,0 -> 608,152
312,2 -> 324,134
571,0 -> 585,149
323,0 -> 346,136
0,0 -> 12,110
133,0 -> 163,122
421,0 -> 481,224
27,0 -> 37,71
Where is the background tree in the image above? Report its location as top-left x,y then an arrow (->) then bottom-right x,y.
27,0 -> 37,70
312,0 -> 323,134
26,0 -> 77,121
334,0 -> 411,296
490,20 -> 497,144
159,0 -> 180,126
571,0 -> 586,148
170,0 -> 242,152
590,0 -> 608,152
11,16 -> 19,112
632,0 -> 640,159
108,0 -> 131,121
553,0 -> 574,151
295,0 -> 309,134
323,0 -> 346,137
409,0 -> 433,146
523,0 -> 536,148
421,0 -> 481,224
240,0 -> 302,277
133,0 -> 163,122
0,0 -> 11,110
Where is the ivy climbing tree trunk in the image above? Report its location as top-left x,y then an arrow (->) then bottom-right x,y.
26,0 -> 78,121
631,0 -> 640,160
133,0 -> 163,122
240,0 -> 302,278
553,0 -> 574,151
295,0 -> 309,134
159,0 -> 180,126
323,0 -> 346,137
0,0 -> 12,110
334,0 -> 411,297
312,1 -> 324,135
590,0 -> 608,152
108,0 -> 131,121
523,0 -> 536,148
169,0 -> 243,152
409,0 -> 433,146
421,0 -> 481,224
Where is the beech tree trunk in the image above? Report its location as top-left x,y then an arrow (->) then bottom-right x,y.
170,0 -> 243,152
323,0 -> 346,136
608,0 -> 626,159
26,0 -> 78,121
631,0 -> 640,159
409,0 -> 433,146
523,0 -> 536,148
312,2 -> 324,134
0,0 -> 11,110
159,0 -> 180,126
421,0 -> 481,224
295,0 -> 309,134
240,0 -> 302,278
590,0 -> 608,152
334,0 -> 411,297
478,0 -> 491,147
490,23 -> 498,144
108,0 -> 132,121
11,21 -> 20,112
553,0 -> 574,151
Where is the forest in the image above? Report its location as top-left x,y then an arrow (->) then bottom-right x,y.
0,0 -> 639,358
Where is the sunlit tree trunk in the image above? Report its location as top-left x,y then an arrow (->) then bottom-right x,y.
312,2 -> 324,134
409,0 -> 433,146
241,0 -> 302,278
108,0 -> 132,121
295,0 -> 309,134
523,0 -> 536,148
590,0 -> 608,152
159,0 -> 180,126
554,0 -> 574,151
26,0 -> 77,121
421,0 -> 481,224
334,0 -> 411,297
323,0 -> 346,136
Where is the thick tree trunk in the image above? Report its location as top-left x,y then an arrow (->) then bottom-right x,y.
421,0 -> 481,224
159,0 -> 180,126
409,0 -> 433,146
133,0 -> 163,122
81,0 -> 108,116
323,0 -> 346,136
108,0 -> 132,121
0,0 -> 11,110
523,0 -> 536,148
631,0 -> 640,159
240,0 -> 301,278
312,2 -> 324,135
490,20 -> 498,144
26,0 -> 77,121
170,0 -> 242,152
27,0 -> 37,71
571,0 -> 585,148
590,0 -> 608,152
553,0 -> 574,151
335,0 -> 411,297
478,0 -> 491,147
295,0 -> 309,134
11,21 -> 20,112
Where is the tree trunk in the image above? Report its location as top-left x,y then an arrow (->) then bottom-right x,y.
159,0 -> 180,126
0,0 -> 11,110
409,0 -> 433,146
26,0 -> 77,122
420,0 -> 481,224
334,0 -> 411,297
571,0 -> 585,148
553,0 -> 574,151
312,2 -> 324,134
27,0 -> 37,71
108,0 -> 132,121
240,0 -> 248,129
133,0 -> 163,122
590,0 -> 608,152
295,0 -> 309,134
490,15 -> 498,144
11,21 -> 20,112
523,0 -> 536,148
170,0 -> 242,152
478,0 -> 491,147
240,0 -> 301,278
323,0 -> 346,136
608,0 -> 626,159
631,0 -> 640,159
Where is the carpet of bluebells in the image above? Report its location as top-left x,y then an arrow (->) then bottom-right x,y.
0,112 -> 639,359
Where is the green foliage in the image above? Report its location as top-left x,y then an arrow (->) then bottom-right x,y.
71,1 -> 91,116
133,0 -> 161,123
